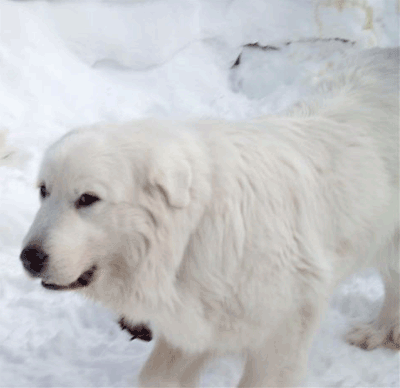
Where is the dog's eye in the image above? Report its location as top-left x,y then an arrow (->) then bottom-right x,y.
40,184 -> 49,199
75,193 -> 101,209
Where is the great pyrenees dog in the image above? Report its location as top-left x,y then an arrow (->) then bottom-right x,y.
21,47 -> 399,387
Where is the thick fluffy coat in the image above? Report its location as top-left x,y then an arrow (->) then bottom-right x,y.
21,48 -> 399,387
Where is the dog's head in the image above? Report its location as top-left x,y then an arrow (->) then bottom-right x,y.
20,122 -> 211,313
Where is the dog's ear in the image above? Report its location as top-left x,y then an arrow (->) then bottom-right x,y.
149,145 -> 192,208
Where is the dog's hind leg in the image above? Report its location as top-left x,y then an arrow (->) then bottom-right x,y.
138,336 -> 209,388
346,228 -> 400,351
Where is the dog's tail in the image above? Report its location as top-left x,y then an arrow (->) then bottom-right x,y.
287,47 -> 399,186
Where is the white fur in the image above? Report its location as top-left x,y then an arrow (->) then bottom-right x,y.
22,48 -> 399,387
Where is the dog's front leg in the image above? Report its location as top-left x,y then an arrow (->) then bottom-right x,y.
238,301 -> 323,387
138,336 -> 208,388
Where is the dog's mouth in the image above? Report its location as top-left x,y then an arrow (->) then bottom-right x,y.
41,265 -> 97,291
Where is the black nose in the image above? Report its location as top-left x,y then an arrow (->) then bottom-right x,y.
20,244 -> 48,276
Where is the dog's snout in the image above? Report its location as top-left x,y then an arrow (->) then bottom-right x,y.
20,244 -> 48,276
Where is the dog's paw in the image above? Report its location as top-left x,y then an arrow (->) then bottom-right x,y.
346,322 -> 400,351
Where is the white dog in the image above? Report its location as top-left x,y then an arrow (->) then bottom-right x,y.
21,48 -> 399,387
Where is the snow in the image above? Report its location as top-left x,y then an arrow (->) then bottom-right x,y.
0,0 -> 399,386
